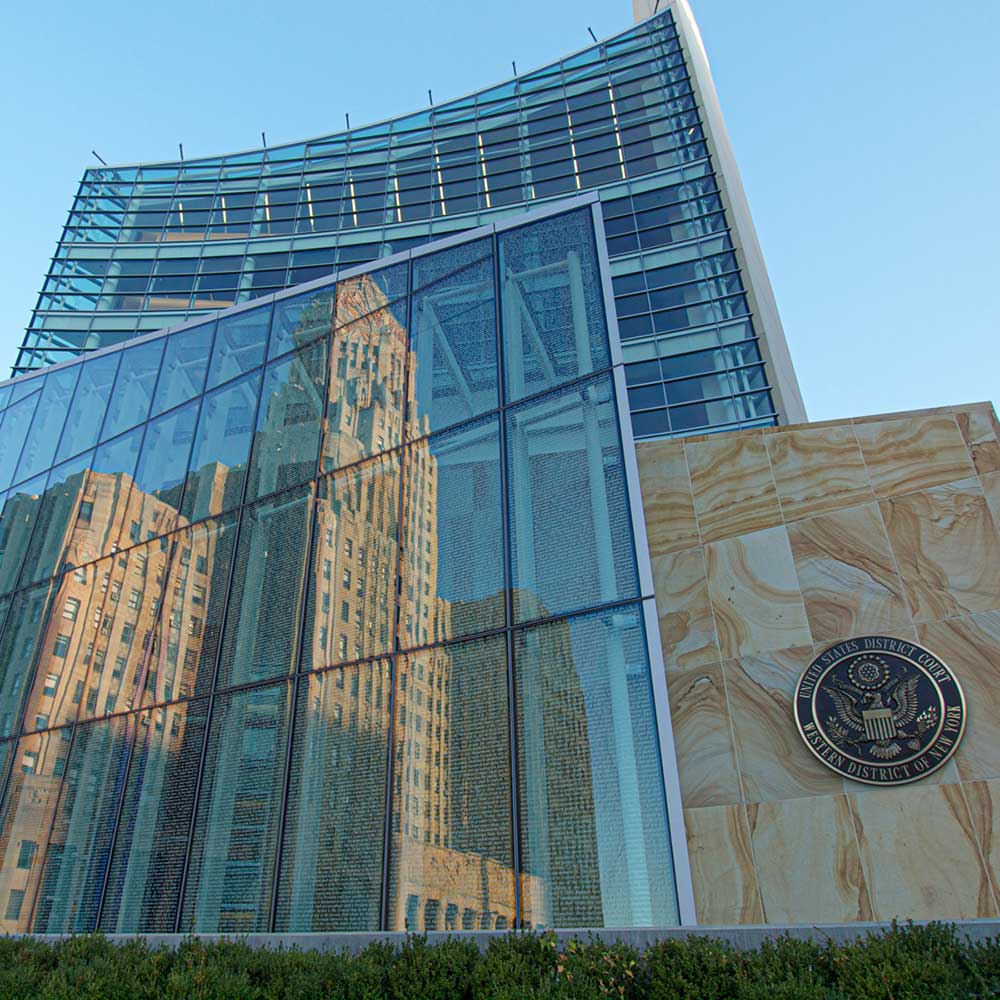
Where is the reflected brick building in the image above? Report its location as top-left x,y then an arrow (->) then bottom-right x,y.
0,209 -> 648,934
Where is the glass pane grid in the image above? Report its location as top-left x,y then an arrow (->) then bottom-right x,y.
11,7 -> 772,452
0,205 -> 679,934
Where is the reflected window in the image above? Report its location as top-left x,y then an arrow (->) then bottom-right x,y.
408,239 -> 497,437
399,416 -> 503,647
206,305 -> 270,389
506,375 -> 639,622
387,635 -> 513,932
499,208 -> 610,402
181,683 -> 290,933
101,338 -> 165,440
515,603 -> 677,928
246,339 -> 327,502
146,514 -> 236,705
217,486 -> 312,688
322,295 -> 407,471
101,700 -> 208,932
275,661 -> 390,931
31,715 -> 132,933
302,455 -> 399,672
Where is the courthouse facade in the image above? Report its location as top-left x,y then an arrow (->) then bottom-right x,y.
1,0 -> 999,935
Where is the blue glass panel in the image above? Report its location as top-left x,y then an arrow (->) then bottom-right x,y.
408,240 -> 498,437
100,699 -> 208,932
0,384 -> 11,411
9,374 -> 44,405
181,370 -> 260,523
0,727 -> 72,931
301,455 -> 399,671
54,352 -> 120,465
206,305 -> 270,390
151,323 -> 214,417
216,485 -> 312,689
145,513 -> 236,705
387,634 -> 513,931
0,389 -> 42,492
13,366 -> 80,487
17,452 -> 94,588
399,416 -> 503,648
275,660 -> 391,931
100,338 -> 166,441
0,480 -> 40,595
246,339 -> 327,502
515,603 -> 677,928
132,399 -> 199,537
0,494 -> 15,594
506,374 -> 639,623
32,713 -> 133,933
268,286 -> 335,360
499,208 -> 611,402
181,682 -> 290,933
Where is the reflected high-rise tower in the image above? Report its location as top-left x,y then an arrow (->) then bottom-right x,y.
0,214 -> 639,934
0,188 -> 687,933
16,0 -> 804,443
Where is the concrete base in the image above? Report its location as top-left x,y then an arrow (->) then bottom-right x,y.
18,920 -> 1000,953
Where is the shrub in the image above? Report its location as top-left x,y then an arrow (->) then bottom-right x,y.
0,921 -> 996,999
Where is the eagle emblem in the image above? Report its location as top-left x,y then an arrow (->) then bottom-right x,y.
823,657 -> 938,760
794,637 -> 965,785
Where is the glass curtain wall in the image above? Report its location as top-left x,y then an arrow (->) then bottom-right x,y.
0,205 -> 678,934
20,9 -> 778,440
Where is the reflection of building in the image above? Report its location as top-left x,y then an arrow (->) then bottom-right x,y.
17,2 -> 805,444
0,467 -> 230,933
0,203 -> 684,936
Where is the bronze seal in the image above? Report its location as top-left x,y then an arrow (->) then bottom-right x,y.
794,636 -> 966,785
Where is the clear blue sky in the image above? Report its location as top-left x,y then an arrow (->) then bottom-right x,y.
0,0 -> 996,420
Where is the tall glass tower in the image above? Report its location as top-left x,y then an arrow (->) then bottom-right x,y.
16,0 -> 804,440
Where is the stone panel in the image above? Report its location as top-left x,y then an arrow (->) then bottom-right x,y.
955,406 -> 1000,475
705,526 -> 812,659
747,795 -> 873,923
682,805 -> 763,925
642,402 -> 1000,926
722,646 -> 843,803
849,783 -> 997,920
666,661 -> 742,808
635,440 -> 698,557
982,471 -> 1000,530
854,415 -> 976,498
651,546 -> 718,671
787,503 -> 911,644
962,779 -> 1000,913
684,433 -> 782,543
765,425 -> 874,522
917,611 -> 1000,783
881,479 -> 1000,623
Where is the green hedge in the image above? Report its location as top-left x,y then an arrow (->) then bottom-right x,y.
0,922 -> 997,1000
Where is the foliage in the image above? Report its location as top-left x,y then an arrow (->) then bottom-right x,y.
0,921 -> 996,999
